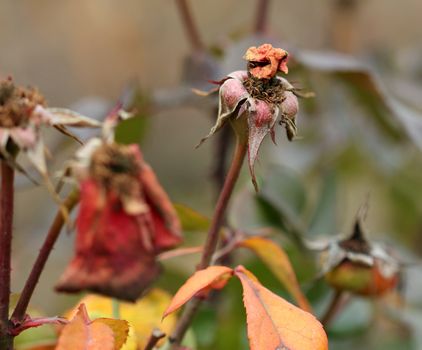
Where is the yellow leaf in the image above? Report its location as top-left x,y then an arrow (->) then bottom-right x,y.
67,289 -> 177,349
56,304 -> 115,350
240,237 -> 312,312
163,266 -> 233,318
234,266 -> 328,350
94,318 -> 129,350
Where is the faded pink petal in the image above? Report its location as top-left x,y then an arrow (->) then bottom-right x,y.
247,100 -> 279,191
281,92 -> 299,119
197,72 -> 249,147
9,127 -> 38,149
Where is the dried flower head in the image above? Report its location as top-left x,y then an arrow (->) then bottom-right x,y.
244,44 -> 289,79
56,131 -> 182,301
196,44 -> 310,190
319,220 -> 400,296
0,77 -> 99,178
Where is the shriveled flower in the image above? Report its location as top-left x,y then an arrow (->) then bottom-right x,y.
0,77 -> 100,178
197,44 -> 310,190
319,220 -> 400,296
243,43 -> 289,79
56,138 -> 182,302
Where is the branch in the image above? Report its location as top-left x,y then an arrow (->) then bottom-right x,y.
0,162 -> 15,350
11,190 -> 79,324
144,328 -> 166,350
254,0 -> 271,34
175,0 -> 204,52
170,137 -> 247,347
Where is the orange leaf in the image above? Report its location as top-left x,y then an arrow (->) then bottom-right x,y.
163,266 -> 233,318
234,266 -> 328,350
240,237 -> 312,312
56,304 -> 128,350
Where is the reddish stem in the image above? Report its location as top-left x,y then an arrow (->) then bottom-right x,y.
143,328 -> 166,350
0,162 -> 15,350
254,0 -> 271,34
175,0 -> 204,52
170,138 -> 247,347
321,290 -> 345,326
11,190 -> 79,324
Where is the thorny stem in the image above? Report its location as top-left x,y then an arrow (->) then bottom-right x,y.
321,290 -> 345,326
175,0 -> 204,52
144,328 -> 166,350
254,0 -> 271,34
0,162 -> 14,350
170,138 -> 247,347
11,190 -> 79,324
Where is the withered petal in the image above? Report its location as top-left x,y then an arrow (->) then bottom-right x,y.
55,255 -> 161,302
36,106 -> 101,127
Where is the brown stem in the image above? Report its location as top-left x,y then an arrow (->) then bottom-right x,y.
175,0 -> 204,52
10,190 -> 79,324
321,290 -> 344,327
254,0 -> 271,34
330,0 -> 360,54
170,137 -> 247,347
143,328 -> 166,350
0,162 -> 15,350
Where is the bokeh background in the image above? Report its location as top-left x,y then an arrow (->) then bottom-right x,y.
1,0 -> 422,349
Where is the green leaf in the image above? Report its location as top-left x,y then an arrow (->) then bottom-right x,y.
174,203 -> 210,232
115,116 -> 149,145
260,165 -> 307,216
308,170 -> 337,236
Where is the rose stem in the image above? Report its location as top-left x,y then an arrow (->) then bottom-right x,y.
320,290 -> 345,327
254,0 -> 271,34
0,162 -> 15,350
175,0 -> 204,52
10,190 -> 79,324
170,136 -> 247,347
144,328 -> 166,350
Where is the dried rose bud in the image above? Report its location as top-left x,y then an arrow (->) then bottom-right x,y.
197,44 -> 308,190
56,141 -> 182,301
0,77 -> 99,177
319,220 -> 400,296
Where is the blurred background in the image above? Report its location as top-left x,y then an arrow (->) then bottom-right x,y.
1,0 -> 422,349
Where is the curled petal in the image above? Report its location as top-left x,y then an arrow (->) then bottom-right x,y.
247,101 -> 279,191
197,72 -> 249,147
244,44 -> 289,79
34,106 -> 101,127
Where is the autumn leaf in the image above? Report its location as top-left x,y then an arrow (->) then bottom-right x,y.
56,304 -> 129,350
163,266 -> 233,318
239,237 -> 312,312
67,289 -> 177,350
234,266 -> 328,350
95,318 -> 129,350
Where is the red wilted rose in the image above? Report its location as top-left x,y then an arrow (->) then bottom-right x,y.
197,44 -> 311,190
56,141 -> 182,302
319,220 -> 400,296
243,43 -> 289,79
